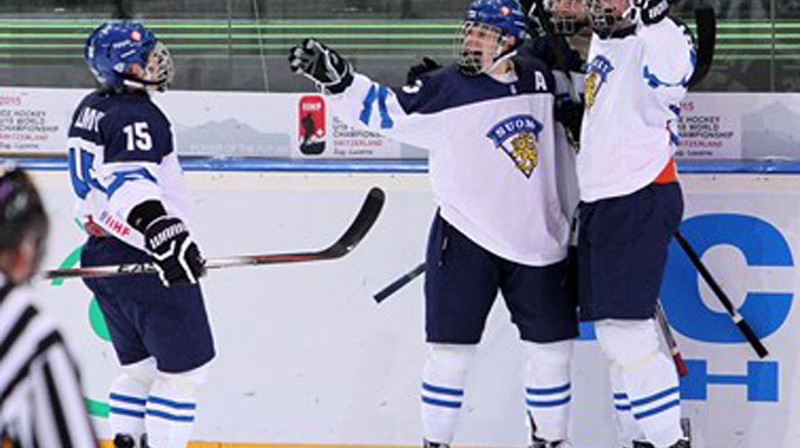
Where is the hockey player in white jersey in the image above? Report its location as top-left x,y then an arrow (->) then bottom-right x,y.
291,1 -> 577,447
67,22 -> 215,448
575,0 -> 695,447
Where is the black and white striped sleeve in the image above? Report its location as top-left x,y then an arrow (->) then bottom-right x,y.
0,287 -> 97,448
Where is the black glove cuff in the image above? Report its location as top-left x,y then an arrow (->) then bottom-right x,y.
128,200 -> 168,232
326,69 -> 354,95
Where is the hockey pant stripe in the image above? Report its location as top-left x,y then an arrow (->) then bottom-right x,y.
422,382 -> 464,397
613,391 -> 632,411
110,407 -> 146,419
526,396 -> 571,408
630,386 -> 679,408
422,396 -> 462,409
110,393 -> 147,406
146,409 -> 195,422
526,383 -> 571,395
633,399 -> 680,420
148,395 -> 197,410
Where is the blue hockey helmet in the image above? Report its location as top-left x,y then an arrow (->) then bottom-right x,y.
464,0 -> 528,41
458,0 -> 528,75
85,22 -> 174,91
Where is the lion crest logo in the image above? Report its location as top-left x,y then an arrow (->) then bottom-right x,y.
585,55 -> 614,110
487,115 -> 543,178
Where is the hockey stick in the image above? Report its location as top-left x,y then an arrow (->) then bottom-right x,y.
673,231 -> 769,358
654,301 -> 688,376
686,5 -> 716,89
373,261 -> 425,303
44,187 -> 386,280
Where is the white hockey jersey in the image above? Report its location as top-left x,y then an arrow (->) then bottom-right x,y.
66,90 -> 190,250
329,64 -> 570,266
578,18 -> 695,202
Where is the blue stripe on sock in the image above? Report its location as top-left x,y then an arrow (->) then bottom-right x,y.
422,382 -> 464,397
148,395 -> 197,410
110,393 -> 147,406
421,396 -> 462,409
146,409 -> 195,422
526,395 -> 571,408
630,387 -> 680,408
633,399 -> 680,420
109,407 -> 145,419
526,383 -> 571,395
613,392 -> 628,400
615,404 -> 632,411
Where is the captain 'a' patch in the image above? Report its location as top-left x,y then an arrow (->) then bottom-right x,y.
486,114 -> 543,178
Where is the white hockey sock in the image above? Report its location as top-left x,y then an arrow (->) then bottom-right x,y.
109,358 -> 157,445
623,354 -> 682,448
523,340 -> 572,442
146,366 -> 208,448
596,320 -> 683,448
109,376 -> 148,443
421,344 -> 476,444
609,363 -> 646,445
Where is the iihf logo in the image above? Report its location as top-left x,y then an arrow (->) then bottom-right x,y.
585,55 -> 614,110
298,95 -> 326,155
486,115 -> 543,178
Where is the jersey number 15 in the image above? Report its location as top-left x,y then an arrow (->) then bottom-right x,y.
122,122 -> 153,151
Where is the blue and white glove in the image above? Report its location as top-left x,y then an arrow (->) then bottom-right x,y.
288,38 -> 353,94
144,216 -> 205,287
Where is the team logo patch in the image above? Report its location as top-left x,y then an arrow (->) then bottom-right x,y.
585,55 -> 614,110
486,115 -> 543,178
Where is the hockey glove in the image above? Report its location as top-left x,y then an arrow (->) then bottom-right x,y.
143,216 -> 205,287
406,56 -> 442,85
289,38 -> 353,94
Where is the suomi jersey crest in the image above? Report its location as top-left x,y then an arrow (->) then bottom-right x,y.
585,55 -> 614,109
486,115 -> 543,178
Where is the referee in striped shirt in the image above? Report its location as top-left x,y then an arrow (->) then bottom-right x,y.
0,168 -> 97,447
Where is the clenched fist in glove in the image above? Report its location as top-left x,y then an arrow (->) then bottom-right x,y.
288,38 -> 353,94
144,216 -> 205,287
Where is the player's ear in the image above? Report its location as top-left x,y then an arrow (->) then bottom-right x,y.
1,236 -> 35,284
128,62 -> 145,78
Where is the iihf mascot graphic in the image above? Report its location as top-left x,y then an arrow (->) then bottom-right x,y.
486,114 -> 543,178
298,95 -> 326,155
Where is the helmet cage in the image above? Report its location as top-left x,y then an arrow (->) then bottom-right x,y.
456,20 -> 522,76
587,0 -> 635,37
543,0 -> 588,36
140,41 -> 175,92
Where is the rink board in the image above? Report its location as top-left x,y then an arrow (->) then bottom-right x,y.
18,167 -> 797,448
